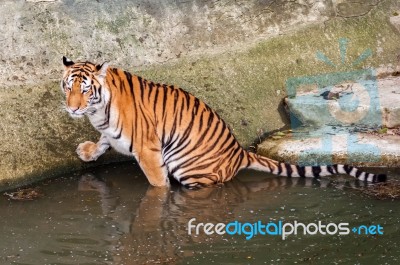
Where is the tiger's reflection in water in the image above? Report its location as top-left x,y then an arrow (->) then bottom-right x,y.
77,172 -> 365,264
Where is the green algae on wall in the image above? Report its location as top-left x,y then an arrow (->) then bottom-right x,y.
0,83 -> 129,191
1,0 -> 400,190
137,7 -> 400,147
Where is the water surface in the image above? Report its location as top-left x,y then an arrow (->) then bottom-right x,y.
0,163 -> 399,264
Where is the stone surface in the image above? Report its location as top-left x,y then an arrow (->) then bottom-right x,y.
258,75 -> 400,168
258,128 -> 400,167
1,0 -> 400,189
390,12 -> 400,32
0,0 -> 336,88
335,0 -> 383,18
285,76 -> 400,128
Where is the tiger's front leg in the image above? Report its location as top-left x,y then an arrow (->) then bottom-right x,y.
76,134 -> 110,162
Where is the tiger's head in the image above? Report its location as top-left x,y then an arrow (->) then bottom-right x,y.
61,56 -> 108,118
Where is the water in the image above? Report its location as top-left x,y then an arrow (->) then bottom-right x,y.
0,162 -> 399,265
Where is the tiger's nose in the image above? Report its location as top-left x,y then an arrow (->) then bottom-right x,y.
69,107 -> 79,113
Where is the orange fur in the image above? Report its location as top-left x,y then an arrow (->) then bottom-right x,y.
61,57 -> 386,187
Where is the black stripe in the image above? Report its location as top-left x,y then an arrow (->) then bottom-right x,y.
198,110 -> 204,132
148,82 -> 154,102
172,87 -> 179,111
94,85 -> 102,103
296,165 -> 305,177
177,117 -> 195,145
138,104 -> 150,129
164,138 -> 192,164
199,115 -> 221,150
333,164 -> 338,174
212,132 -> 232,156
343,165 -> 352,174
223,143 -> 241,164
140,118 -> 145,152
170,154 -> 202,174
258,157 -> 270,167
285,163 -> 293,177
193,98 -> 200,115
125,71 -> 133,90
231,150 -> 245,175
180,160 -> 219,175
327,165 -> 334,175
163,116 -> 178,149
222,136 -> 237,154
184,91 -> 191,111
153,86 -> 159,114
312,166 -> 321,177
106,98 -> 111,123
163,133 -> 179,155
113,124 -> 123,139
164,118 -> 178,148
179,173 -> 214,182
355,169 -> 362,178
277,163 -> 283,175
161,117 -> 167,146
176,116 -> 220,160
138,76 -> 145,101
97,120 -> 109,130
161,85 -> 168,119
179,94 -> 185,125
128,76 -> 138,138
207,111 -> 214,127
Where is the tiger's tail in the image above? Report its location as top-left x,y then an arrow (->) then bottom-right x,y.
243,151 -> 387,183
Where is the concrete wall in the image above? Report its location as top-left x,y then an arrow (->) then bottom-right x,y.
1,0 -> 400,189
2,0 -> 334,88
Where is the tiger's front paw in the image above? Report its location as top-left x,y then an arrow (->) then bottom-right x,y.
76,141 -> 99,162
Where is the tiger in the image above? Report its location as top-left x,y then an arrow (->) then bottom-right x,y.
61,56 -> 387,188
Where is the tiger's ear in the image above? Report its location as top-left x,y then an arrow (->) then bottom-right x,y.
63,56 -> 74,68
95,62 -> 109,79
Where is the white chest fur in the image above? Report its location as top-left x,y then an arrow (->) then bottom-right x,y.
106,135 -> 134,156
87,108 -> 134,157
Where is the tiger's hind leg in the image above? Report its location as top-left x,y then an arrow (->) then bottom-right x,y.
135,145 -> 170,187
179,173 -> 220,189
77,134 -> 110,162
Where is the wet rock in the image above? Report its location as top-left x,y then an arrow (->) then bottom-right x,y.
4,188 -> 43,201
335,0 -> 381,18
285,76 -> 400,129
358,179 -> 400,200
258,76 -> 400,168
389,13 -> 400,33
